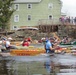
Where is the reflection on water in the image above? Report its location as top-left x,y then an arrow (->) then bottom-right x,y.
0,54 -> 76,75
44,60 -> 55,73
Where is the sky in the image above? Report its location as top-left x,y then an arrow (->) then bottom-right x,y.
61,0 -> 76,17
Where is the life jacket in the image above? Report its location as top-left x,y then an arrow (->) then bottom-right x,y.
22,41 -> 29,46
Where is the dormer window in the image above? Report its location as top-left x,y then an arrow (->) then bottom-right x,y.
27,4 -> 32,9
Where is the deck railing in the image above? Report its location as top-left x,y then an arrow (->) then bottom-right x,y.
38,19 -> 76,25
38,19 -> 62,25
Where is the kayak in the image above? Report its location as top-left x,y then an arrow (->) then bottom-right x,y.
10,49 -> 46,56
10,47 -> 72,56
60,41 -> 76,45
0,47 -> 72,56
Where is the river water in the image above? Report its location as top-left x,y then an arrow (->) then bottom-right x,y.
0,53 -> 76,75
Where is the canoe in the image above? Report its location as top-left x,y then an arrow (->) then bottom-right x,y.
60,41 -> 76,45
10,49 -> 46,56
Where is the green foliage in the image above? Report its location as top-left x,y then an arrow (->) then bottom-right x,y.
0,0 -> 15,30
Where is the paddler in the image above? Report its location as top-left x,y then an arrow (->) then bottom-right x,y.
22,38 -> 30,46
44,37 -> 57,53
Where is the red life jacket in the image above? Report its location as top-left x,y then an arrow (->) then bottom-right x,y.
22,41 -> 29,46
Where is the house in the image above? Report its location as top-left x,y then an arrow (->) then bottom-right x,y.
10,0 -> 62,30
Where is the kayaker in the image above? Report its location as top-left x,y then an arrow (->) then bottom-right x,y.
61,36 -> 69,44
27,36 -> 32,45
27,36 -> 32,42
22,38 -> 30,46
44,37 -> 57,53
5,38 -> 17,51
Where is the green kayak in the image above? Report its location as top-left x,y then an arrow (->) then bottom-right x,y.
60,41 -> 76,45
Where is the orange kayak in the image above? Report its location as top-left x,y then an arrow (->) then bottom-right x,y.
10,49 -> 46,56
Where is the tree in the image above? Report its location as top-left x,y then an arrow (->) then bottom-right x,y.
0,0 -> 15,31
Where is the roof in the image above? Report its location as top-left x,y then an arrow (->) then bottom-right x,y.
13,0 -> 42,3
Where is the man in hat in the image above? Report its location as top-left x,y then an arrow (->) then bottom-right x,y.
44,37 -> 56,53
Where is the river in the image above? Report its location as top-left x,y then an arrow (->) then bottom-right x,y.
0,53 -> 76,75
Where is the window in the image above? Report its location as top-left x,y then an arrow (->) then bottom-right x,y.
14,4 -> 19,11
27,15 -> 31,21
48,15 -> 53,19
14,15 -> 19,22
14,26 -> 17,28
48,3 -> 53,9
27,4 -> 32,9
13,26 -> 17,30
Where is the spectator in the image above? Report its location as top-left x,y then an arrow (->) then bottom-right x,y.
74,17 -> 76,25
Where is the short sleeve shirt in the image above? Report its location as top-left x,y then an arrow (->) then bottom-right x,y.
6,41 -> 10,47
45,41 -> 52,50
